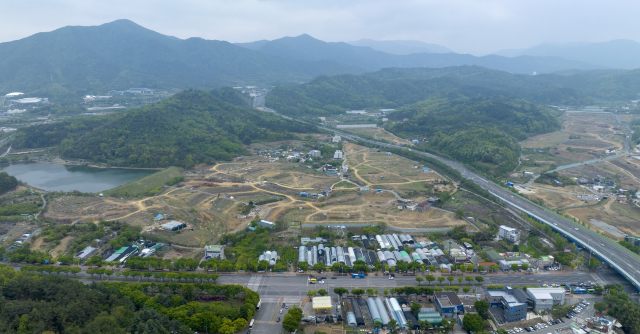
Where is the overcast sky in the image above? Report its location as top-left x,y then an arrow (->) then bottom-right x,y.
2,0 -> 639,55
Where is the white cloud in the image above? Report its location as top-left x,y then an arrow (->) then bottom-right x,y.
1,0 -> 639,54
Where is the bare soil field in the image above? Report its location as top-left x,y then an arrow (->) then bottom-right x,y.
565,199 -> 640,236
528,190 -> 586,209
609,157 -> 640,182
549,145 -> 596,163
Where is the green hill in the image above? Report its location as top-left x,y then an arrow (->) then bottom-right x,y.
12,89 -> 315,168
266,66 -> 640,116
386,96 -> 562,175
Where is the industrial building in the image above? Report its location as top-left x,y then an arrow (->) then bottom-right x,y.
334,150 -> 343,159
312,296 -> 333,310
161,221 -> 186,231
485,287 -> 528,323
205,245 -> 225,259
434,292 -> 464,318
525,288 -> 566,311
498,225 -> 521,244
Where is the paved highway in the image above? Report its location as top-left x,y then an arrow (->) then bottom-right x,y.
281,117 -> 640,292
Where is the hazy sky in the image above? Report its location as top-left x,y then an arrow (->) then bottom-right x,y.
2,0 -> 639,55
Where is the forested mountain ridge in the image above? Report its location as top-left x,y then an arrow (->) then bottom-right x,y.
386,96 -> 562,175
12,89 -> 314,168
266,66 -> 640,116
0,20 -> 360,98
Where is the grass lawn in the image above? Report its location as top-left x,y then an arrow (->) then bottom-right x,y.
104,166 -> 183,197
334,181 -> 357,188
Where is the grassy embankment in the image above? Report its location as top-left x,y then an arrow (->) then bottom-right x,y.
104,166 -> 183,197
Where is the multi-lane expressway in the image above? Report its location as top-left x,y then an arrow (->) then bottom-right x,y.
297,121 -> 640,292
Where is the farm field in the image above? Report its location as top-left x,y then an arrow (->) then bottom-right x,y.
519,131 -> 570,149
342,127 -> 413,146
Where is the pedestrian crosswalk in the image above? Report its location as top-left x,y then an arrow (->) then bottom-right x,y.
248,275 -> 263,291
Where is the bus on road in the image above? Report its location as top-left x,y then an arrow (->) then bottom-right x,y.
249,319 -> 255,329
256,300 -> 261,310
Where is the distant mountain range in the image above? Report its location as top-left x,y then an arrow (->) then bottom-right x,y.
235,34 -> 602,75
492,40 -> 640,69
346,39 -> 453,55
1,20 -> 637,100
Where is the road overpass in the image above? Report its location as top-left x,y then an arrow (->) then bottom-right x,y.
292,119 -> 640,292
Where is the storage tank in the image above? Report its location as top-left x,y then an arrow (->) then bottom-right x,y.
348,247 -> 357,265
400,250 -> 411,263
346,312 -> 357,327
374,298 -> 391,325
298,246 -> 306,263
377,251 -> 387,265
389,298 -> 407,328
337,247 -> 345,264
350,299 -> 365,326
270,251 -> 277,265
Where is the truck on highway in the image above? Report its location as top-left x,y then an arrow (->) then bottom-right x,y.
351,273 -> 365,278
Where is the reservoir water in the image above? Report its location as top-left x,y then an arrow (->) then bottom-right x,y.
1,162 -> 156,193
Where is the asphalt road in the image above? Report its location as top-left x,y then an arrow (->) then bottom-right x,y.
306,122 -> 640,292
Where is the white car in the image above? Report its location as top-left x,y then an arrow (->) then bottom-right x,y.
319,280 -> 325,284
389,276 -> 394,280
575,228 -> 579,230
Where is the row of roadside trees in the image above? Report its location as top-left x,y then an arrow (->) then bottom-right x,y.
19,266 -> 220,283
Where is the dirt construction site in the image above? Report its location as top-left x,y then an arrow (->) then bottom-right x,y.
516,111 -> 640,239
34,140 -> 467,253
